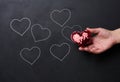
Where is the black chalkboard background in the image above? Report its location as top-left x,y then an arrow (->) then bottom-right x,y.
0,0 -> 120,82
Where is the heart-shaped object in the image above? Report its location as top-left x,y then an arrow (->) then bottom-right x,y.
10,17 -> 31,36
20,46 -> 41,65
50,9 -> 71,27
71,30 -> 92,47
31,24 -> 51,42
50,43 -> 71,61
61,25 -> 82,42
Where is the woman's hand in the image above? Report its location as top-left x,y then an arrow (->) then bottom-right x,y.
79,27 -> 118,54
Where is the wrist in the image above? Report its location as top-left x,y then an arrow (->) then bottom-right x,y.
111,29 -> 120,44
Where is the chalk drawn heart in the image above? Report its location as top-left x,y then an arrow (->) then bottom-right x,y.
61,25 -> 82,42
50,9 -> 71,27
20,46 -> 41,65
50,43 -> 71,61
10,17 -> 31,36
31,24 -> 51,42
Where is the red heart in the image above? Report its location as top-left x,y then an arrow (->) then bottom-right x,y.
71,30 -> 92,47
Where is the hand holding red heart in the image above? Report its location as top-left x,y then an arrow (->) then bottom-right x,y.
71,27 -> 120,54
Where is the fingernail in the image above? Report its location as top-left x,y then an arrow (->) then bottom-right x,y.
78,47 -> 81,50
87,27 -> 90,29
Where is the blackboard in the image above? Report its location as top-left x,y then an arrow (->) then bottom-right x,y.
0,0 -> 120,82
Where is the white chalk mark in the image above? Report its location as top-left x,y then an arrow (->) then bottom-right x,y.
50,9 -> 71,27
50,42 -> 71,61
31,24 -> 51,42
10,17 -> 31,36
20,46 -> 41,65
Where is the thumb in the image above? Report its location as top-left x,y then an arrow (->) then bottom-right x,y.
86,27 -> 100,34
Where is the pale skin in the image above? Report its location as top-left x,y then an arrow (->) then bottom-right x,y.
79,27 -> 120,54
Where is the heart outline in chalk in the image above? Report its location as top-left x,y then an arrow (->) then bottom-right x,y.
50,9 -> 71,27
50,43 -> 71,61
61,25 -> 82,42
31,24 -> 51,42
20,46 -> 41,65
10,17 -> 31,36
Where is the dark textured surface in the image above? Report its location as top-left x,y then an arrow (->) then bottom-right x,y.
0,0 -> 120,82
